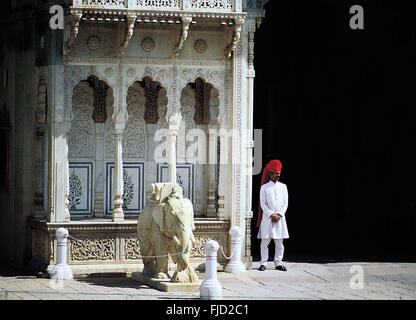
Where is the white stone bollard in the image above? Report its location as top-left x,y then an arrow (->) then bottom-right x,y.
200,240 -> 222,300
48,228 -> 73,280
225,226 -> 246,273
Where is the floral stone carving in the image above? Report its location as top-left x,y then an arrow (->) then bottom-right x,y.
70,238 -> 116,261
194,39 -> 207,53
68,169 -> 83,210
141,37 -> 155,52
87,36 -> 101,51
122,169 -> 134,210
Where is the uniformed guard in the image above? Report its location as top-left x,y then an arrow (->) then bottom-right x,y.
256,159 -> 289,271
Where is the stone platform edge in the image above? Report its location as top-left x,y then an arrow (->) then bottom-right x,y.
131,272 -> 201,292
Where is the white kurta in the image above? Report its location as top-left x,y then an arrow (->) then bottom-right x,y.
257,180 -> 289,239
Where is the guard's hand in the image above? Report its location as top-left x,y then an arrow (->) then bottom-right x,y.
271,214 -> 280,223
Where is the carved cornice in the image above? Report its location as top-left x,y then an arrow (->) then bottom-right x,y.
70,8 -> 246,20
245,8 -> 266,20
49,223 -> 138,234
111,23 -> 225,32
29,219 -> 230,234
194,220 -> 230,233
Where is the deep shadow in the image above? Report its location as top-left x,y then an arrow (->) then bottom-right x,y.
251,0 -> 416,263
0,262 -> 38,277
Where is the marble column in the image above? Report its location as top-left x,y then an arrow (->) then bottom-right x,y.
217,125 -> 230,220
206,124 -> 217,217
63,122 -> 71,223
112,124 -> 125,222
34,78 -> 48,219
167,112 -> 181,183
112,61 -> 127,222
49,121 -> 71,223
245,25 -> 256,263
47,63 -> 71,223
43,126 -> 49,215
94,123 -> 105,217
146,124 -> 157,199
33,125 -> 45,218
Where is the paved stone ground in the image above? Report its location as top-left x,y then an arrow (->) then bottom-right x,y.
0,261 -> 415,300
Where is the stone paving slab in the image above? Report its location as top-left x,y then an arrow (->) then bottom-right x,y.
0,262 -> 415,300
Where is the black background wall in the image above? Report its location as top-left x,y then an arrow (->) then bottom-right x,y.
251,0 -> 416,262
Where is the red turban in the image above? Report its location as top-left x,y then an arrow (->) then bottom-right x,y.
256,160 -> 282,227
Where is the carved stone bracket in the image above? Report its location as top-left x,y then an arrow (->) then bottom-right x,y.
66,13 -> 83,53
119,14 -> 137,57
225,18 -> 244,60
173,16 -> 192,58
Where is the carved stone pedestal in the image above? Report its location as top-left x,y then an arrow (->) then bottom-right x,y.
28,218 -> 230,276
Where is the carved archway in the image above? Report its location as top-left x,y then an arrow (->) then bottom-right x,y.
123,77 -> 169,213
178,78 -> 220,217
68,75 -> 114,217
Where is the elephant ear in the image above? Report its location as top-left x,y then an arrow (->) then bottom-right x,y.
152,203 -> 165,230
167,198 -> 186,226
168,198 -> 194,228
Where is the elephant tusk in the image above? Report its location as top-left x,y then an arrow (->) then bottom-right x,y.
173,235 -> 181,245
190,233 -> 196,244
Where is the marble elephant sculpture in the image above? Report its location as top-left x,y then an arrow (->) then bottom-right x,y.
137,189 -> 199,283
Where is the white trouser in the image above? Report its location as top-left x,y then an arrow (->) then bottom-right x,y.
260,238 -> 284,266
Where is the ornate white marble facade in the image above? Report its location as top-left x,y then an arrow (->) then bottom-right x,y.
24,0 -> 268,273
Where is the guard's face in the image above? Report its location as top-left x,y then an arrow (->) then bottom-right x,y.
269,171 -> 281,182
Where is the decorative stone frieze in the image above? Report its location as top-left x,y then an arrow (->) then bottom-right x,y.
124,237 -> 141,260
124,82 -> 146,158
29,219 -> 230,274
70,237 -> 116,262
231,40 -> 243,226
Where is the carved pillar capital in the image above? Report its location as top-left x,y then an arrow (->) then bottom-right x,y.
168,111 -> 182,134
112,107 -> 128,134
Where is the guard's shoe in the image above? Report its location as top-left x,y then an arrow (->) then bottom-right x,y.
258,265 -> 266,271
275,265 -> 287,271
